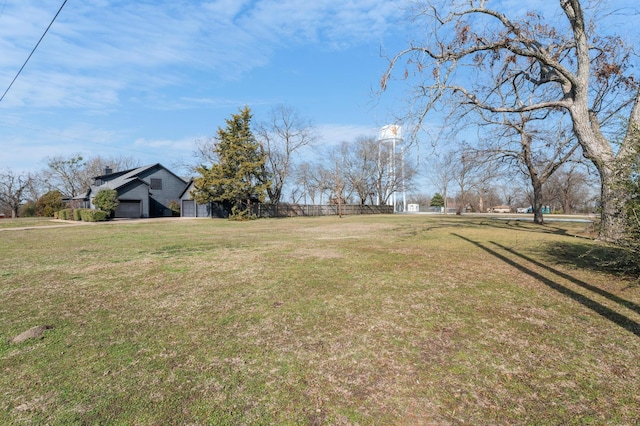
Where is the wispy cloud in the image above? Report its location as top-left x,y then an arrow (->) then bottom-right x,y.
0,0 -> 396,110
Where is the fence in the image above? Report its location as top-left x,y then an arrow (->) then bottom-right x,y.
249,203 -> 394,218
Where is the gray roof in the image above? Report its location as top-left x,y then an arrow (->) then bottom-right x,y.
89,163 -> 188,197
89,164 -> 157,195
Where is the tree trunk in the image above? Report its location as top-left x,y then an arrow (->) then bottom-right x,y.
598,165 -> 629,242
532,181 -> 544,225
563,188 -> 571,214
572,111 -> 631,241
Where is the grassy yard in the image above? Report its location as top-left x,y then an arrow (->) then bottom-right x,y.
0,217 -> 76,229
1,215 -> 639,425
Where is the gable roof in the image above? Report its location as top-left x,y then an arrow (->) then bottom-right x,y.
179,179 -> 195,199
91,163 -> 187,194
93,165 -> 154,192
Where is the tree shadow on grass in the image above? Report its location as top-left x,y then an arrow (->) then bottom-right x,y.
542,241 -> 640,284
475,218 -> 595,240
490,241 -> 640,316
452,233 -> 640,338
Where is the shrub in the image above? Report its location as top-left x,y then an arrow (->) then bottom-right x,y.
612,133 -> 640,282
19,201 -> 37,217
37,190 -> 65,217
620,164 -> 640,279
228,206 -> 256,221
80,209 -> 93,222
93,189 -> 119,217
73,209 -> 85,221
89,210 -> 108,222
78,209 -> 107,222
168,200 -> 180,217
58,208 -> 74,220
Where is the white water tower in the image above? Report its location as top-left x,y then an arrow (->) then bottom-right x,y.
378,124 -> 405,212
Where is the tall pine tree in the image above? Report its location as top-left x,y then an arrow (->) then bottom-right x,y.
192,106 -> 269,216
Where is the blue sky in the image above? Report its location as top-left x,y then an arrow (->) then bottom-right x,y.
0,0 -> 407,176
1,0 -> 638,185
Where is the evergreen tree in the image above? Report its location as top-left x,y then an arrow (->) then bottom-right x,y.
192,106 -> 269,216
430,193 -> 445,208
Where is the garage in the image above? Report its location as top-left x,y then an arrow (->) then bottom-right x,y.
196,203 -> 211,217
115,200 -> 142,218
182,200 -> 196,217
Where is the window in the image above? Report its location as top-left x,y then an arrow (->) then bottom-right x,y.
150,178 -> 162,190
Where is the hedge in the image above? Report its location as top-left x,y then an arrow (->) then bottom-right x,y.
80,209 -> 108,222
57,208 -> 108,222
57,208 -> 74,220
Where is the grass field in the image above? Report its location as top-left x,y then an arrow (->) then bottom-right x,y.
0,217 -> 76,229
1,215 -> 639,425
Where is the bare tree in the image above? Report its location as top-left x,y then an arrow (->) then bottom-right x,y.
44,154 -> 141,199
478,111 -> 579,223
544,161 -> 595,213
467,154 -> 502,213
255,105 -> 318,204
294,161 -> 334,204
0,170 -> 33,218
44,154 -> 86,197
449,148 -> 496,214
408,192 -> 432,209
294,162 -> 318,204
83,155 -> 141,178
382,0 -> 639,241
315,164 -> 337,204
336,137 -> 382,204
426,150 -> 457,213
193,137 -> 218,166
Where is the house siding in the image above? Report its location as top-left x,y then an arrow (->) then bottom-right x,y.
117,182 -> 150,218
179,181 -> 228,218
88,164 -> 186,218
137,166 -> 186,217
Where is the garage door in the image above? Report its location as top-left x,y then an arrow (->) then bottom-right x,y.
115,200 -> 141,218
196,203 -> 210,217
182,200 -> 196,217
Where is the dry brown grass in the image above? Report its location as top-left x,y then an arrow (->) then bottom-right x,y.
1,215 -> 639,424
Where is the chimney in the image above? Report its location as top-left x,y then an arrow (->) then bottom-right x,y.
104,166 -> 112,175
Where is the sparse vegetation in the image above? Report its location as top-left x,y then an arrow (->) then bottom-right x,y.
168,200 -> 181,217
1,215 -> 639,424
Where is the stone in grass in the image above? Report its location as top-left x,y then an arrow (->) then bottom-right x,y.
9,325 -> 54,344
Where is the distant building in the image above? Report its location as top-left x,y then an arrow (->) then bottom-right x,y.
84,164 -> 187,218
489,206 -> 512,213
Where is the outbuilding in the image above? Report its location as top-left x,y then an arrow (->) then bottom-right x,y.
179,180 -> 228,218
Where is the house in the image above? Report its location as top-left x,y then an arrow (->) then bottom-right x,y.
179,180 -> 228,218
489,205 -> 512,213
87,164 -> 187,218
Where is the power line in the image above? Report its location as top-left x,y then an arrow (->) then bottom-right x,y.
0,0 -> 68,103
